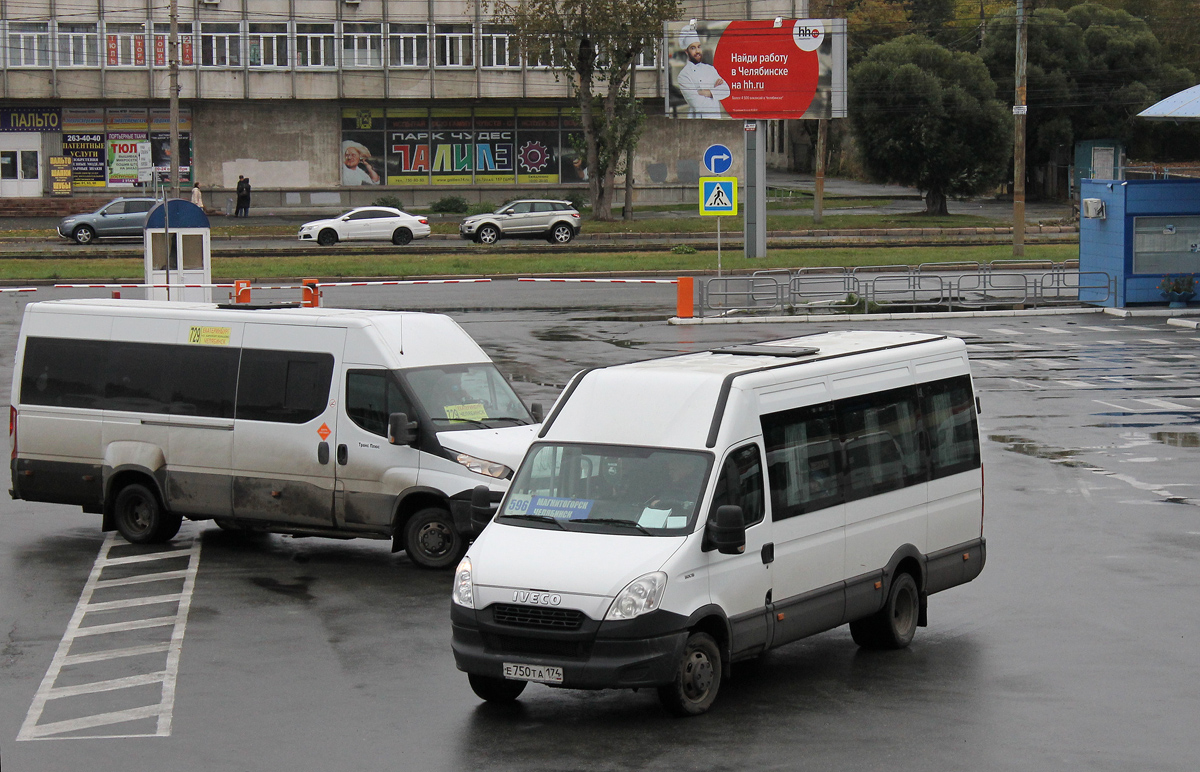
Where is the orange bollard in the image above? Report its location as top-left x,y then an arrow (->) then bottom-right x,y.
676,276 -> 694,319
234,280 -> 251,304
302,278 -> 320,308
111,290 -> 121,299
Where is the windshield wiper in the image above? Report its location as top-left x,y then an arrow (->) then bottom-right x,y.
498,514 -> 565,529
582,518 -> 653,535
431,417 -> 491,429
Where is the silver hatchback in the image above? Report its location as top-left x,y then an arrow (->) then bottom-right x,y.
57,197 -> 161,244
459,199 -> 581,245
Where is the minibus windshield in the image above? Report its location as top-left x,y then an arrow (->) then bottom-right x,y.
402,364 -> 533,431
497,443 -> 713,535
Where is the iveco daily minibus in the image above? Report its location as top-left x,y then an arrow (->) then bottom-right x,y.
10,299 -> 540,568
452,331 -> 985,713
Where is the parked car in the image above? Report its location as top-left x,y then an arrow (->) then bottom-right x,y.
57,197 -> 161,244
298,207 -> 431,246
459,200 -> 581,245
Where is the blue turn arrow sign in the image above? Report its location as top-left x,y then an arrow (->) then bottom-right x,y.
704,144 -> 733,175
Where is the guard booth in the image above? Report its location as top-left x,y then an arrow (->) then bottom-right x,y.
143,199 -> 211,302
1078,178 -> 1200,307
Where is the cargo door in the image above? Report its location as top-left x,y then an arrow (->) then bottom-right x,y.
231,324 -> 345,528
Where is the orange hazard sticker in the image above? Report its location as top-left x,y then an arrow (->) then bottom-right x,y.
318,423 -> 331,440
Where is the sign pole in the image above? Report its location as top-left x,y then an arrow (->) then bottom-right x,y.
717,216 -> 722,277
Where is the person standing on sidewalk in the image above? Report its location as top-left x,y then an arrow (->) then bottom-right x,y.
190,182 -> 204,209
235,175 -> 251,217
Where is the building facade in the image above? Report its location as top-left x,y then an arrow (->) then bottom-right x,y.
0,0 -> 800,203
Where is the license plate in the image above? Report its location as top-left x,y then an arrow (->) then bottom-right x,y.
503,662 -> 564,684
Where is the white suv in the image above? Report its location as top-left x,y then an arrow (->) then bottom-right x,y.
459,200 -> 581,245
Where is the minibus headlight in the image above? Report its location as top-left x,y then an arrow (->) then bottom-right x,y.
452,556 -> 474,608
605,571 -> 667,621
454,452 -> 512,479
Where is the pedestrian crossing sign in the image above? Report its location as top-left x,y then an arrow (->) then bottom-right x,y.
699,177 -> 737,216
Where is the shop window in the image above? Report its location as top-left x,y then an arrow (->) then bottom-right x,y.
8,22 -> 52,67
435,24 -> 473,68
58,22 -> 100,67
247,23 -> 287,67
200,22 -> 241,67
389,23 -> 428,67
152,23 -> 194,67
103,23 -> 144,67
480,26 -> 519,69
296,23 -> 335,68
342,23 -> 382,68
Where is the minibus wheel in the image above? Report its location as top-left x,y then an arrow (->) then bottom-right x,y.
113,484 -> 182,544
850,572 -> 919,650
404,507 -> 463,569
468,674 -> 527,703
658,632 -> 722,716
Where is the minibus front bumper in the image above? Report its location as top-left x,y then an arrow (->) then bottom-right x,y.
451,603 -> 689,689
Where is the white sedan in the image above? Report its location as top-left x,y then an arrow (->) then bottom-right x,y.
298,207 -> 431,246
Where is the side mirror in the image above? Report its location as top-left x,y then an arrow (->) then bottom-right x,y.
705,505 -> 746,555
388,412 -> 418,445
529,402 -> 544,422
503,209 -> 515,215
470,484 -> 496,533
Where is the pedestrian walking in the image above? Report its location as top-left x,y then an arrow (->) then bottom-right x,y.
190,182 -> 204,209
235,175 -> 251,217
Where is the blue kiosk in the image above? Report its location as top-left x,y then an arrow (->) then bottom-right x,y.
1078,178 -> 1200,308
142,199 -> 212,303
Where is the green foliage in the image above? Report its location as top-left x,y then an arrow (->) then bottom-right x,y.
670,244 -> 697,254
849,35 -> 1012,214
372,195 -> 404,209
467,201 -> 497,215
430,195 -> 470,214
566,192 -> 588,211
979,3 -> 1197,162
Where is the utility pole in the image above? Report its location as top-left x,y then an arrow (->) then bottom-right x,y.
1012,0 -> 1028,257
813,118 -> 827,224
169,0 -> 181,201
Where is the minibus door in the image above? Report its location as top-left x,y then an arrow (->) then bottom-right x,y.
705,443 -> 775,659
231,325 -> 346,528
332,368 -> 422,533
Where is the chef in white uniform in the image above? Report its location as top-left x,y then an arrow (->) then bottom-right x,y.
676,26 -> 730,118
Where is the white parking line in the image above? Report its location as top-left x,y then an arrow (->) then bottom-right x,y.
1035,327 -> 1072,334
1135,398 -> 1197,411
988,328 -> 1025,335
18,531 -> 200,741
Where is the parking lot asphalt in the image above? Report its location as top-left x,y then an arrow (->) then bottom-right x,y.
1,284 -> 1197,771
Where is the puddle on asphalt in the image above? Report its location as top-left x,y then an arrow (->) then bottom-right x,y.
988,434 -> 1083,465
1151,431 -> 1200,448
533,328 -> 588,342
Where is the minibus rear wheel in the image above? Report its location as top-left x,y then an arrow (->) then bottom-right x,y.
850,572 -> 919,650
404,507 -> 463,569
658,632 -> 722,716
468,673 -> 527,703
113,483 -> 182,544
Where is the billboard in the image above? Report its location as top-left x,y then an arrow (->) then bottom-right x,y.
664,19 -> 846,120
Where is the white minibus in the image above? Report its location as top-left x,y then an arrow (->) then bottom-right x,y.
10,299 -> 540,568
452,331 -> 985,713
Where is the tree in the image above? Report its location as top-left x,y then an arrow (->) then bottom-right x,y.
493,0 -> 680,221
979,3 -> 1195,163
849,35 -> 1012,214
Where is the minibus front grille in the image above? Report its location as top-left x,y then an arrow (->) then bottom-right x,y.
492,604 -> 585,631
482,632 -> 591,660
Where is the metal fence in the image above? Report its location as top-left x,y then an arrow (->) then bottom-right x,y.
696,261 -> 1113,316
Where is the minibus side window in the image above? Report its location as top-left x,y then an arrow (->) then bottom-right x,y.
761,402 -> 843,520
918,375 -> 980,479
346,370 -> 413,437
104,343 -> 171,414
837,386 -> 924,502
20,337 -> 106,409
709,443 -> 765,527
169,345 -> 239,418
236,349 -> 334,423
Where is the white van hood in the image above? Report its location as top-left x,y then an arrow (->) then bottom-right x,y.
470,521 -> 687,599
436,424 -> 539,469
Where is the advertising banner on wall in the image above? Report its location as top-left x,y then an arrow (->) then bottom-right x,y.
0,107 -> 61,132
108,132 -> 148,187
516,109 -> 560,184
50,157 -> 73,196
473,109 -> 515,184
341,108 -> 385,186
664,19 -> 846,120
62,134 -> 106,187
431,109 -> 473,185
